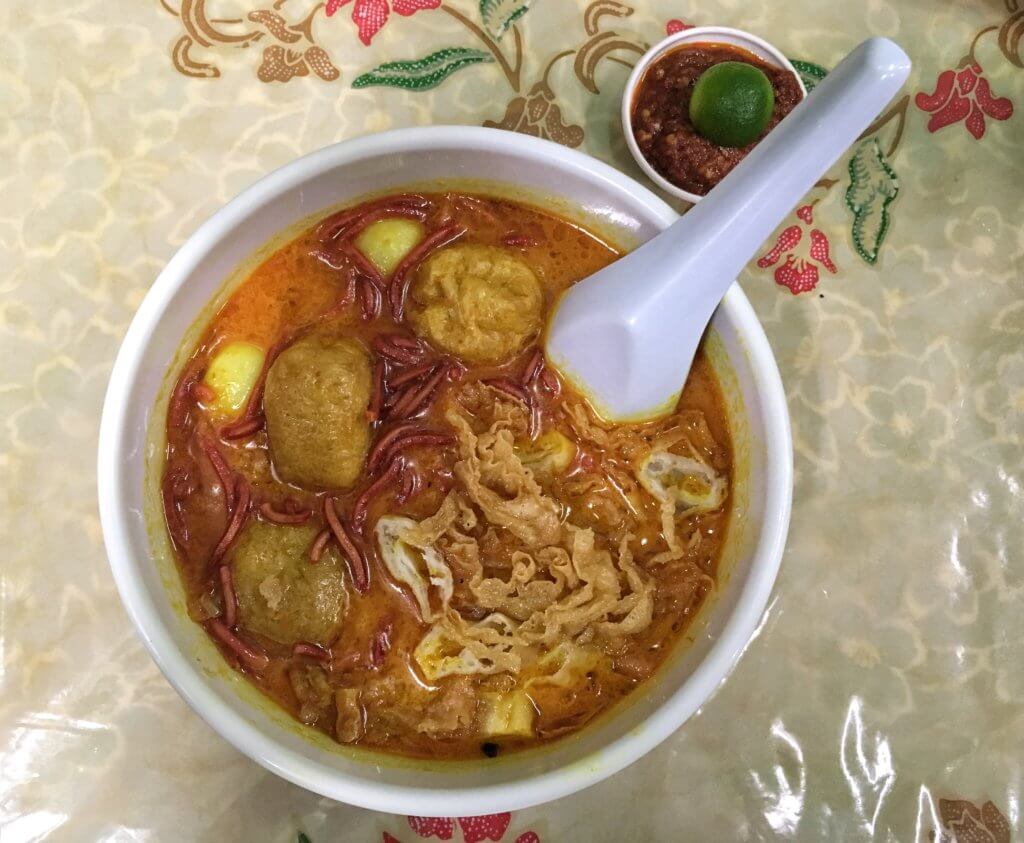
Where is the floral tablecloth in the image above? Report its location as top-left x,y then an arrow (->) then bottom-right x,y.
3,0 -> 1023,840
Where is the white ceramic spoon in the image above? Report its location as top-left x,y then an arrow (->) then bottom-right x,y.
545,37 -> 912,421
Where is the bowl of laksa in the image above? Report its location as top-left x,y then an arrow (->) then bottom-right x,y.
98,127 -> 792,815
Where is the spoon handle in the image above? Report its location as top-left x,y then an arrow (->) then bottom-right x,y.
640,37 -> 912,315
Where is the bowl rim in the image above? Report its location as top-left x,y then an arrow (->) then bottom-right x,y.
97,125 -> 792,816
620,25 -> 808,204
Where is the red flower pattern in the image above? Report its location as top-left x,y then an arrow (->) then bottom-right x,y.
665,18 -> 693,35
915,60 -> 1013,140
457,815 -> 511,843
326,0 -> 441,46
402,813 -> 531,843
407,817 -> 455,839
758,204 -> 837,294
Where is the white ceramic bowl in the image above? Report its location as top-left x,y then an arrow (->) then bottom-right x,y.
97,126 -> 792,816
621,26 -> 808,204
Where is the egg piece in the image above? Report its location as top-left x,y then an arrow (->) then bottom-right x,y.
636,449 -> 727,514
515,430 -> 577,479
407,244 -> 544,364
229,521 -> 347,647
375,515 -> 453,622
263,335 -> 372,489
414,614 -> 520,681
415,626 -> 492,681
354,217 -> 425,276
481,689 -> 535,737
202,341 -> 265,419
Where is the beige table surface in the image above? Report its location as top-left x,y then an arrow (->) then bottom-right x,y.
3,0 -> 1023,840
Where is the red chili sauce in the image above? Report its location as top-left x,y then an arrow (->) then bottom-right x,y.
631,43 -> 804,195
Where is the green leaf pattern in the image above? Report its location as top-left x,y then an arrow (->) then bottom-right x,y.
845,137 -> 900,265
352,47 -> 493,91
789,58 -> 828,92
479,0 -> 533,39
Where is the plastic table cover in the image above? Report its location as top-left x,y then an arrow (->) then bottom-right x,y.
2,0 -> 1022,840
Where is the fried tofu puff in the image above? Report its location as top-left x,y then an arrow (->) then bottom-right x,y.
264,335 -> 371,489
407,244 -> 544,364
229,521 -> 347,647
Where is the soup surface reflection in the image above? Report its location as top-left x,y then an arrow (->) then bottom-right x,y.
161,192 -> 732,759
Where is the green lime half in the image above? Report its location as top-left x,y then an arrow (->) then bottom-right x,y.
689,61 -> 775,147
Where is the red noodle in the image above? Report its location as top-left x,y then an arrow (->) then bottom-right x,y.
539,367 -> 561,396
388,224 -> 465,320
324,498 -> 369,592
380,432 -> 454,470
162,483 -> 189,548
454,195 -> 502,226
259,501 -> 311,524
340,205 -> 427,243
169,371 -> 201,429
483,377 -> 531,405
395,468 -> 418,505
389,363 -> 447,418
331,650 -> 363,672
220,414 -> 265,440
351,457 -> 404,530
338,269 -> 358,307
386,334 -> 422,350
336,239 -> 384,287
200,436 -> 236,509
292,642 -> 331,661
388,360 -> 437,388
366,359 -> 385,423
315,195 -> 429,242
367,422 -> 421,473
308,527 -> 330,563
358,276 -> 382,321
529,403 -> 541,439
370,621 -> 392,667
446,358 -> 467,381
211,477 -> 250,563
207,619 -> 269,672
316,270 -> 359,323
234,336 -> 289,427
189,380 -> 216,404
372,334 -> 425,364
310,245 -> 345,271
218,564 -> 238,628
521,348 -> 544,386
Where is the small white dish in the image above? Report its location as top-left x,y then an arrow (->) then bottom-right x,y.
97,126 -> 793,815
621,26 -> 808,204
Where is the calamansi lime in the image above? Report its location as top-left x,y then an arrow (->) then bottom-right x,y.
689,61 -> 775,147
